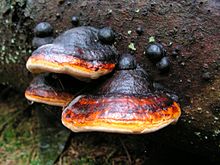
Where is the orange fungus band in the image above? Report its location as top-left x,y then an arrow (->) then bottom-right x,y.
25,88 -> 74,107
62,95 -> 181,133
27,53 -> 115,73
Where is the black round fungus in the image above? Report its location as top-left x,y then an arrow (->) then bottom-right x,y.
172,50 -> 178,57
136,26 -> 144,35
34,22 -> 53,37
98,27 -> 115,44
145,43 -> 165,62
156,57 -> 170,73
71,16 -> 80,26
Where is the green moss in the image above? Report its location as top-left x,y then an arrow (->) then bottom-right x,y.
30,159 -> 42,165
149,36 -> 155,43
128,42 -> 136,51
72,157 -> 95,165
3,129 -> 16,142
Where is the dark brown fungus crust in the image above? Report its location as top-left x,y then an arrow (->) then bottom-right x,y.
26,26 -> 118,80
62,54 -> 181,134
32,37 -> 54,49
25,73 -> 86,107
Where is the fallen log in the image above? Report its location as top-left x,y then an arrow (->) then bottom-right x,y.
0,0 -> 220,160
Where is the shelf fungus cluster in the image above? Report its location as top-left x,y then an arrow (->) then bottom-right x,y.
25,25 -> 181,134
26,26 -> 117,80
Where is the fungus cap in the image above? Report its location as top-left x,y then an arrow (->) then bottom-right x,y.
62,54 -> 181,134
26,26 -> 118,80
25,74 -> 85,107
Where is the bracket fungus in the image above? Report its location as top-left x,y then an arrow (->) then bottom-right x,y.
25,74 -> 85,107
26,26 -> 118,80
32,22 -> 54,49
62,54 -> 181,134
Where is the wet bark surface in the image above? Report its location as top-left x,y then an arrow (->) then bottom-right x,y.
0,0 -> 220,163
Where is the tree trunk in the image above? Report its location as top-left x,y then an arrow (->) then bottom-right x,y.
0,0 -> 220,160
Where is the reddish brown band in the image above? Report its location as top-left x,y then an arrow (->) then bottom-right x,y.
26,53 -> 115,79
25,88 -> 74,107
62,95 -> 181,134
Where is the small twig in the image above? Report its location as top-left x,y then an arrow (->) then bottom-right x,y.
58,79 -> 65,90
0,123 -> 7,135
119,137 -> 132,165
105,149 -> 117,164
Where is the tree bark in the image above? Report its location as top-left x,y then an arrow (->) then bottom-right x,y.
0,0 -> 220,160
